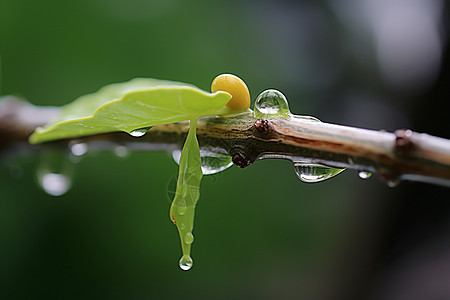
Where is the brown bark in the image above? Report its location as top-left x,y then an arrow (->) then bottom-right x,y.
2,96 -> 450,187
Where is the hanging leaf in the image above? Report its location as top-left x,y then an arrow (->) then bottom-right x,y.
29,78 -> 231,144
169,119 -> 202,270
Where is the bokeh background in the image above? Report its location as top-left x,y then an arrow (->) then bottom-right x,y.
1,0 -> 450,299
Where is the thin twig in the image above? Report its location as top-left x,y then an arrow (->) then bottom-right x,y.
1,96 -> 450,187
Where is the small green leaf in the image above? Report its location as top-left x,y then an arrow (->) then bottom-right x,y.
29,78 -> 231,144
170,119 -> 202,268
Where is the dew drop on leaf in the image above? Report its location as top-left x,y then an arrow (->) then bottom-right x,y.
129,127 -> 151,137
179,255 -> 193,271
184,232 -> 194,245
358,171 -> 372,179
294,163 -> 345,183
254,89 -> 290,119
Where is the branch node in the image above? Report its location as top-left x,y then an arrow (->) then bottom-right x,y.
230,147 -> 254,169
395,129 -> 414,156
254,119 -> 269,132
253,119 -> 274,138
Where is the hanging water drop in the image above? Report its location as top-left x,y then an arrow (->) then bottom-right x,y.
184,232 -> 194,245
129,127 -> 151,137
37,150 -> 74,196
294,163 -> 345,183
200,151 -> 233,175
70,142 -> 88,157
38,172 -> 72,196
179,255 -> 193,271
172,150 -> 182,164
114,145 -> 129,158
254,89 -> 290,119
358,171 -> 372,179
173,150 -> 233,175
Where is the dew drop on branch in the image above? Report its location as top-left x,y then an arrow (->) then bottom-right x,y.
294,163 -> 345,183
358,171 -> 372,179
172,150 -> 233,175
200,153 -> 233,175
254,89 -> 290,119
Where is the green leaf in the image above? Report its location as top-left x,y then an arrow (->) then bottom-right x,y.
169,119 -> 202,268
29,78 -> 231,144
27,76 -> 241,270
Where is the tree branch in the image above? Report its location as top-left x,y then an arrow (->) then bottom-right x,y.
2,96 -> 450,187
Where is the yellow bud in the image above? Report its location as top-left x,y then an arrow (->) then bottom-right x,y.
211,74 -> 250,111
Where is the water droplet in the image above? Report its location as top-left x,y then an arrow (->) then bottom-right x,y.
179,255 -> 193,271
114,145 -> 129,158
129,127 -> 151,137
294,163 -> 345,183
177,204 -> 187,216
200,152 -> 233,175
37,150 -> 73,196
184,232 -> 194,245
254,89 -> 290,119
70,142 -> 88,157
387,179 -> 400,188
38,172 -> 72,196
172,150 -> 233,175
180,223 -> 186,230
172,150 -> 182,164
358,171 -> 372,179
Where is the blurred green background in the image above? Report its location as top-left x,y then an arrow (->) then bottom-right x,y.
1,1 -> 450,299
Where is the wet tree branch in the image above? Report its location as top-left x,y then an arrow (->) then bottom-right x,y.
2,96 -> 450,187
